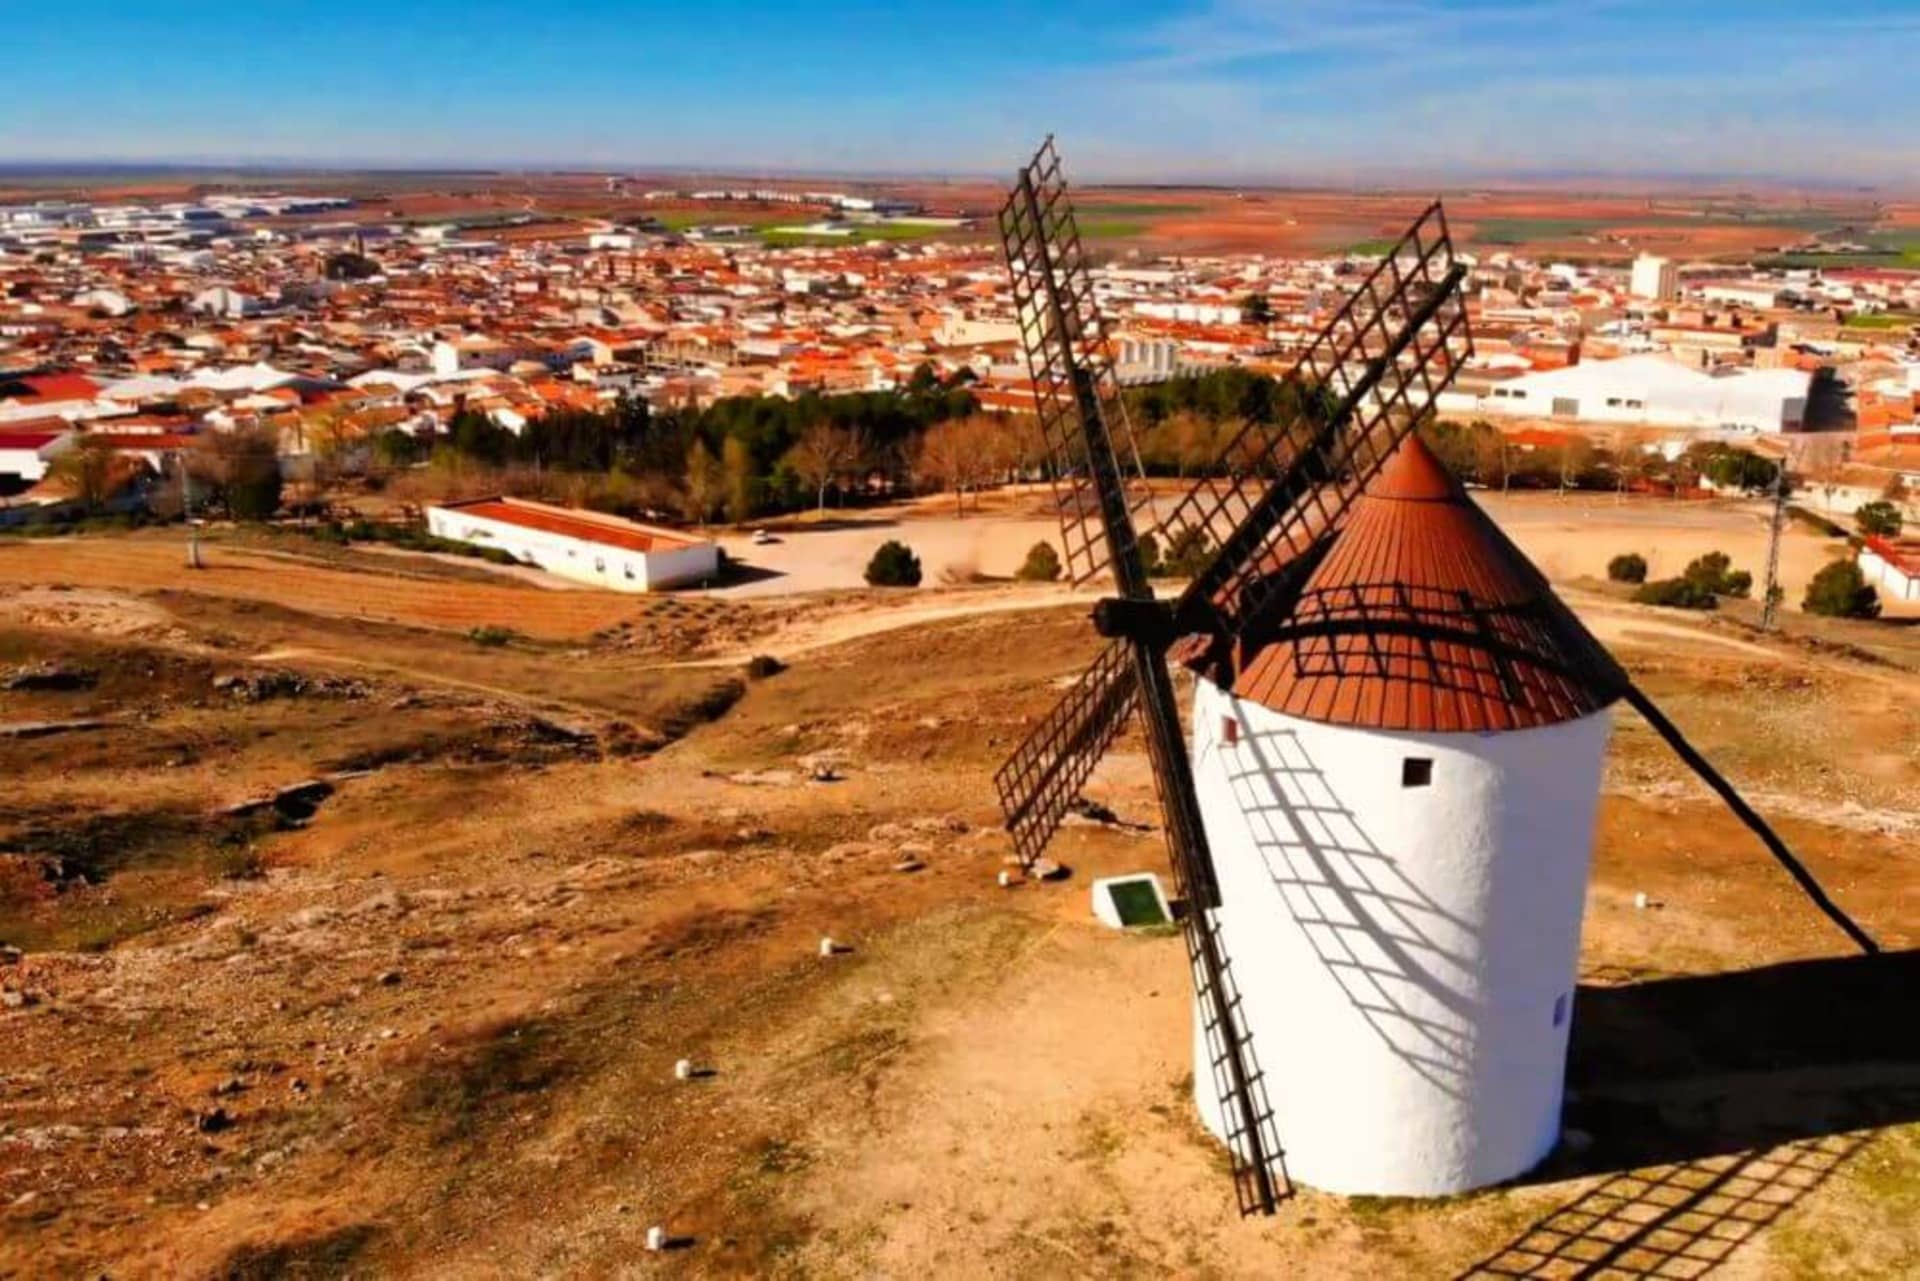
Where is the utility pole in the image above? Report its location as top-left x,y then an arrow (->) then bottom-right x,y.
179,450 -> 203,570
1760,464 -> 1788,630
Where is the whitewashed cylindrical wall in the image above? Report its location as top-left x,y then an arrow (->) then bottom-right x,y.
1187,676 -> 1611,1196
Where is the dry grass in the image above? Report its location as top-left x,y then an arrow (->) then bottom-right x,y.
0,527 -> 1913,1278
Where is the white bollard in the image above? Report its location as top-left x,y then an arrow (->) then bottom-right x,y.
818,936 -> 836,957
674,1058 -> 693,1081
997,870 -> 1013,888
1633,892 -> 1649,910
646,1225 -> 667,1252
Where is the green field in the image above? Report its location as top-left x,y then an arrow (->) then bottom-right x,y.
759,222 -> 957,247
1345,238 -> 1400,257
1759,241 -> 1920,270
1075,219 -> 1147,240
652,210 -> 792,231
1467,212 -> 1854,246
1842,313 -> 1920,331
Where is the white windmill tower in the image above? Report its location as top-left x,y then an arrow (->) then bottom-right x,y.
1185,435 -> 1618,1195
992,138 -> 1878,1214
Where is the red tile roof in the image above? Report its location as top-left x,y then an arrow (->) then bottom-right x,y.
3,373 -> 102,403
0,430 -> 69,451
434,497 -> 705,555
1226,436 -> 1621,733
1863,535 -> 1920,575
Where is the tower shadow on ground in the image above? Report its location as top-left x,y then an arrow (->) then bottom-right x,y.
1457,950 -> 1920,1279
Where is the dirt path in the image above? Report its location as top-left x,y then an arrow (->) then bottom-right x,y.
246,645 -> 630,732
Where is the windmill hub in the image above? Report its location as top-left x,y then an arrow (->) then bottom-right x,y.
1089,597 -> 1177,645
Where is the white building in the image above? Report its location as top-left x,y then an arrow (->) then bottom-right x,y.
0,428 -> 75,483
1629,254 -> 1677,302
1468,354 -> 1811,434
426,497 -> 719,592
1698,280 -> 1784,311
191,286 -> 264,319
1859,536 -> 1919,603
1186,436 -> 1616,1196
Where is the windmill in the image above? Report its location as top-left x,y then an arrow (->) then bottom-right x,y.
992,138 -> 1878,1212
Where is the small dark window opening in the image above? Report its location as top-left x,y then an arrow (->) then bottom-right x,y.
1221,716 -> 1239,746
1401,757 -> 1433,788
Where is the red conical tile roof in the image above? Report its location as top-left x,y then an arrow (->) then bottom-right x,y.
1229,435 -> 1621,733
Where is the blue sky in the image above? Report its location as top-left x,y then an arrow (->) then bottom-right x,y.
1,1 -> 1915,184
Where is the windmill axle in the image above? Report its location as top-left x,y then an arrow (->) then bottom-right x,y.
1091,596 -> 1177,646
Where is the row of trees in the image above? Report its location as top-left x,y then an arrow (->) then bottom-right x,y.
1420,419 -> 1786,497
49,429 -> 283,522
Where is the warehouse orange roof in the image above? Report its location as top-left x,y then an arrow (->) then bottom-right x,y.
432,497 -> 707,555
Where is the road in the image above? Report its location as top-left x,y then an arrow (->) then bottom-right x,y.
701,490 -> 1859,609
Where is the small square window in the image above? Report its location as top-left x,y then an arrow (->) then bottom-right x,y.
1401,757 -> 1433,788
1221,716 -> 1239,746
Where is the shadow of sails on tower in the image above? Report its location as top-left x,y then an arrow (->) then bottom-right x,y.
1187,433 -> 1622,1196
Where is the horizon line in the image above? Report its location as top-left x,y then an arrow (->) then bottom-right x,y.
0,156 -> 1908,197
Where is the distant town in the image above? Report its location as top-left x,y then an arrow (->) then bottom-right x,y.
1,176 -> 1915,601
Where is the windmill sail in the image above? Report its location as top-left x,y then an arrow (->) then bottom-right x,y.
997,137 -> 1286,1215
1164,205 -> 1474,644
996,203 -> 1474,860
999,137 -> 1155,586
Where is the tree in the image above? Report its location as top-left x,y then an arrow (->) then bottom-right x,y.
1701,448 -> 1779,493
1855,500 -> 1903,538
1241,293 -> 1274,326
915,417 -> 991,515
1163,524 -> 1214,578
1802,559 -> 1881,619
785,422 -> 868,513
199,428 -> 285,522
1607,553 -> 1648,584
324,251 -> 381,281
864,539 -> 922,587
447,408 -> 514,467
1017,541 -> 1063,582
683,438 -> 721,525
46,439 -> 121,513
721,435 -> 760,524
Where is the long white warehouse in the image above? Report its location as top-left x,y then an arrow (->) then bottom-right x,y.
1452,353 -> 1812,434
426,496 -> 719,592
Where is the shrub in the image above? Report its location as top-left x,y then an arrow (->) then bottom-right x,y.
1634,577 -> 1718,610
467,625 -> 518,647
1017,541 -> 1063,582
864,540 -> 922,587
1680,550 -> 1750,598
1855,500 -> 1903,538
1802,560 -> 1881,620
745,655 -> 785,680
1162,525 -> 1214,578
1606,553 -> 1648,584
1137,530 -> 1165,577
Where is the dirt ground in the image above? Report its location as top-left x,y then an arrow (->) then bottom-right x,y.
0,522 -> 1915,1279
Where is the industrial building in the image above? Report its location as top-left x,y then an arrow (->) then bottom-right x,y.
1450,353 -> 1812,434
426,497 -> 720,592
